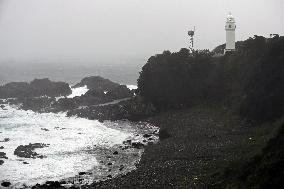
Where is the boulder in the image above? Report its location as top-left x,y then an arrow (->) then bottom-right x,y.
0,152 -> 8,159
0,138 -> 9,142
14,143 -> 49,158
1,181 -> 11,187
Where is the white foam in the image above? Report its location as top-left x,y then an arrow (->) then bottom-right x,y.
0,104 -> 131,187
67,85 -> 89,98
126,85 -> 137,90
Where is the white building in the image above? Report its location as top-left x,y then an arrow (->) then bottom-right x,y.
225,12 -> 236,53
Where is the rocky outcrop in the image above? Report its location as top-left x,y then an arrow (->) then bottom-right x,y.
29,78 -> 71,97
74,76 -> 120,91
0,82 -> 30,98
6,76 -> 135,114
106,85 -> 133,99
0,78 -> 71,99
67,96 -> 156,121
14,143 -> 49,159
21,97 -> 55,112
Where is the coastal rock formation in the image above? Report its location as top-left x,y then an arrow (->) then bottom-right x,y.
74,76 -> 120,91
106,85 -> 133,99
14,143 -> 49,159
67,96 -> 156,121
0,78 -> 71,98
7,76 -> 135,114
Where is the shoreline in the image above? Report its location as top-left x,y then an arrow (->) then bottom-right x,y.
83,105 -> 277,188
0,103 -> 159,188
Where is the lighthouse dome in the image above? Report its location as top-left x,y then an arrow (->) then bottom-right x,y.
227,12 -> 235,22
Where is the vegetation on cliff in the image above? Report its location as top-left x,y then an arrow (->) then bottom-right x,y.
137,35 -> 284,122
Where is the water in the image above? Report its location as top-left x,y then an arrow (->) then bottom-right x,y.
0,104 -> 133,186
0,59 -> 146,86
0,86 -> 152,188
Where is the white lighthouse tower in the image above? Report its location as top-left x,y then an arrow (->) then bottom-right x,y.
225,12 -> 236,53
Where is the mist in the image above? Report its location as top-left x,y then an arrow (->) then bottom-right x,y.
0,0 -> 283,63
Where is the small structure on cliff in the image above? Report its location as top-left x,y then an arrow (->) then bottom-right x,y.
188,26 -> 195,52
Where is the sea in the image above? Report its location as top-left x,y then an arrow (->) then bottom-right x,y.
0,57 -> 147,86
0,59 -> 153,188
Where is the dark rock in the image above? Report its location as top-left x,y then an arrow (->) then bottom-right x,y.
73,76 -> 120,91
30,78 -> 71,97
52,98 -> 78,112
79,172 -> 86,175
21,97 -> 55,112
45,181 -> 61,188
113,151 -> 118,155
107,162 -> 113,166
107,175 -> 112,178
67,95 -> 156,122
0,105 -> 5,109
0,152 -> 8,159
76,89 -> 112,106
23,161 -> 29,164
131,142 -> 145,149
41,128 -> 49,131
0,82 -> 30,98
0,138 -> 10,142
0,146 -> 4,149
106,85 -> 133,99
0,160 -> 4,165
1,182 -> 11,187
143,134 -> 152,138
59,181 -> 67,185
14,143 -> 49,158
0,78 -> 71,99
123,140 -> 132,145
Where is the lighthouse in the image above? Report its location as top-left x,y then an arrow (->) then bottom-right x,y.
225,12 -> 236,53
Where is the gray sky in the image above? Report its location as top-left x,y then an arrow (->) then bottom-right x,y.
0,0 -> 283,62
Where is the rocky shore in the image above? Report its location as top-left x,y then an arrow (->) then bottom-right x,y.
83,106 -> 278,189
1,76 -> 282,188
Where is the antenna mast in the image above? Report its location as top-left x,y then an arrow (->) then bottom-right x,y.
188,26 -> 195,52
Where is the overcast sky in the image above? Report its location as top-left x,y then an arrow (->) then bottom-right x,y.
0,0 -> 283,62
